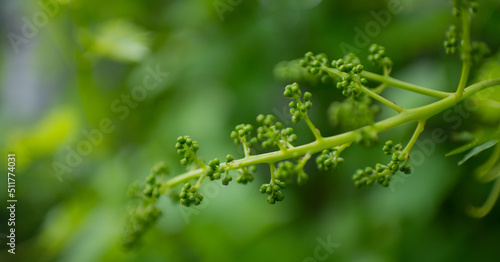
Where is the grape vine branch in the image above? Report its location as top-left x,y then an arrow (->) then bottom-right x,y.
122,0 -> 500,248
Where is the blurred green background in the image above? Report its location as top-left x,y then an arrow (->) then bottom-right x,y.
1,0 -> 500,261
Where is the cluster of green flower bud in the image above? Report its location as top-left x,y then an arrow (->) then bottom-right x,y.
175,136 -> 200,166
205,158 -> 224,181
231,124 -> 258,147
122,202 -> 162,248
352,140 -> 411,188
222,154 -> 234,185
143,162 -> 169,198
299,52 -> 335,83
331,55 -> 367,99
328,96 -> 380,131
275,160 -> 309,186
274,59 -> 321,84
316,149 -> 344,171
382,141 -> 411,173
300,52 -> 328,74
368,44 -> 393,70
122,162 -> 168,248
256,114 -> 296,149
260,178 -> 286,204
284,83 -> 313,123
180,183 -> 203,207
452,0 -> 478,16
470,41 -> 490,64
444,25 -> 459,55
235,166 -> 256,184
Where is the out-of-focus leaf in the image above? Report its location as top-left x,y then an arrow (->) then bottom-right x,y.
7,107 -> 79,166
458,140 -> 498,165
88,19 -> 151,63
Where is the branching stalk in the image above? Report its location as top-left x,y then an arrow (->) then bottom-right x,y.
160,78 -> 500,190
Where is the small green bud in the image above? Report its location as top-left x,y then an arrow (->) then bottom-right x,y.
275,191 -> 285,201
177,136 -> 186,143
256,114 -> 265,123
146,174 -> 155,184
260,184 -> 267,194
267,196 -> 276,204
303,92 -> 312,101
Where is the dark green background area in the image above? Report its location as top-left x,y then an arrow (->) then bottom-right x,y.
1,0 -> 499,261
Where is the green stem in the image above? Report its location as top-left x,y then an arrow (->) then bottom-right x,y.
195,173 -> 206,187
403,120 -> 426,153
372,83 -> 387,94
297,153 -> 311,170
269,163 -> 276,184
360,71 -> 451,99
467,176 -> 500,218
242,138 -> 251,157
336,143 -> 351,154
304,115 -> 323,141
321,65 -> 450,99
276,140 -> 288,153
359,85 -> 404,113
456,8 -> 472,97
475,143 -> 500,182
194,156 -> 207,169
160,78 -> 500,189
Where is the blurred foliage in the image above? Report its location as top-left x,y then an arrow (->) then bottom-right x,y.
1,0 -> 500,261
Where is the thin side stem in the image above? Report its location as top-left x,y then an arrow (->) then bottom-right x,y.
297,153 -> 311,170
467,176 -> 500,218
475,143 -> 500,182
321,66 -> 450,99
360,71 -> 451,99
269,163 -> 276,183
304,115 -> 323,141
456,8 -> 472,97
359,85 -> 404,113
194,156 -> 207,169
372,83 -> 387,94
403,120 -> 426,153
243,142 -> 251,157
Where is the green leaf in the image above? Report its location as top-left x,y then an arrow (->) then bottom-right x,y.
446,138 -> 479,157
458,140 -> 499,165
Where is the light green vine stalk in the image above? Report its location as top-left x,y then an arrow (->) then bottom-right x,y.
122,0 -> 500,247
